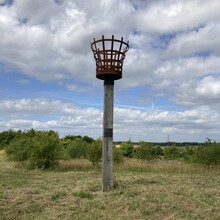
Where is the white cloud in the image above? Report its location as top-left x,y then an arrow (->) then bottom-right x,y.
65,84 -> 88,93
135,0 -> 220,33
0,98 -> 219,142
165,23 -> 220,57
0,99 -> 62,117
149,56 -> 220,107
172,76 -> 220,107
14,0 -> 53,23
0,0 -> 220,141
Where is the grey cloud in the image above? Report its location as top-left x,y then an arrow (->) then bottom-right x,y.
0,0 -> 220,122
165,23 -> 220,58
0,98 -> 219,141
135,0 -> 220,33
172,76 -> 220,107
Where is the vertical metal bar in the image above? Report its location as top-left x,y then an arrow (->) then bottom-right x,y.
118,37 -> 123,60
102,35 -> 106,68
111,35 -> 114,69
117,37 -> 123,71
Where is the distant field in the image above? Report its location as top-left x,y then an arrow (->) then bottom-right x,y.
0,150 -> 219,220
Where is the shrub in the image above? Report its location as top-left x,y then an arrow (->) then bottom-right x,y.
0,129 -> 22,149
135,142 -> 159,160
193,143 -> 220,166
164,143 -> 180,160
155,146 -> 164,156
29,131 -> 62,169
66,138 -> 88,159
82,136 -> 94,143
87,139 -> 102,166
5,136 -> 32,161
113,147 -> 124,164
120,139 -> 134,158
183,146 -> 196,162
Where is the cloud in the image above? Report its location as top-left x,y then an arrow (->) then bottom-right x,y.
172,76 -> 220,107
0,98 -> 219,142
165,23 -> 220,57
135,0 -> 220,33
0,0 -> 220,141
0,0 -> 13,6
0,99 -> 62,117
65,84 -> 88,93
13,0 -> 62,25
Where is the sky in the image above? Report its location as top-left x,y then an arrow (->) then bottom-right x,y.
0,0 -> 220,142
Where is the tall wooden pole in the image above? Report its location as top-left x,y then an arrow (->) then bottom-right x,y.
102,79 -> 114,192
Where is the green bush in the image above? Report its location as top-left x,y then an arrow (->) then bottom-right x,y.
113,147 -> 124,164
82,136 -> 94,143
135,142 -> 159,160
29,131 -> 62,169
155,146 -> 164,156
5,130 -> 62,169
66,138 -> 88,159
87,139 -> 102,166
164,143 -> 181,160
0,129 -> 22,149
5,136 -> 32,161
120,139 -> 134,158
183,146 -> 196,162
193,143 -> 220,166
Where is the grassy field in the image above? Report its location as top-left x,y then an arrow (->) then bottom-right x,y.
0,150 -> 220,220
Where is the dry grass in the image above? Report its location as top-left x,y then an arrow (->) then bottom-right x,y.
116,158 -> 218,174
57,159 -> 101,171
0,150 -> 220,220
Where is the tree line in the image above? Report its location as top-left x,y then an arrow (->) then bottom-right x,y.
0,129 -> 219,169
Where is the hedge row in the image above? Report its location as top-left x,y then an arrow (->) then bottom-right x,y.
1,130 -> 219,168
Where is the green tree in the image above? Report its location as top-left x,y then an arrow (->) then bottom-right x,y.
63,135 -> 82,141
164,143 -> 180,160
113,147 -> 124,164
120,139 -> 134,158
29,131 -> 62,169
0,129 -> 22,149
193,142 -> 220,166
66,138 -> 88,159
5,135 -> 32,161
87,139 -> 102,166
183,146 -> 196,162
135,142 -> 159,160
82,135 -> 94,143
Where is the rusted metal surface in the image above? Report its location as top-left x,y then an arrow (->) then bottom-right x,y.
91,35 -> 129,80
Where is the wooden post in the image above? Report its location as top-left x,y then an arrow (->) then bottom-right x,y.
91,35 -> 129,192
102,79 -> 114,192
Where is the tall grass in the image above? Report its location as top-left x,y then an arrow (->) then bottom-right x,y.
116,158 -> 219,174
0,150 -> 220,220
57,159 -> 101,171
1,149 -> 218,174
55,158 -> 219,175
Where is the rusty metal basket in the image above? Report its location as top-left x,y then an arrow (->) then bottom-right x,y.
91,35 -> 129,80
